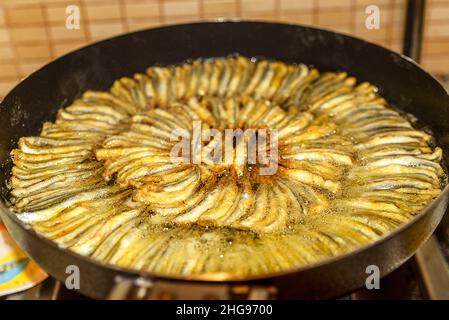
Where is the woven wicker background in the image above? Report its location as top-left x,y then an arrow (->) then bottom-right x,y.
0,0 -> 448,98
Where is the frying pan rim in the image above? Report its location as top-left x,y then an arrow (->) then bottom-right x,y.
1,20 -> 448,283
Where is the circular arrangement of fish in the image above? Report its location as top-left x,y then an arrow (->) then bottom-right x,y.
9,56 -> 446,277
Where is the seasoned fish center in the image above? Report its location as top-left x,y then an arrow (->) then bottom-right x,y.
94,96 -> 353,233
9,56 -> 445,277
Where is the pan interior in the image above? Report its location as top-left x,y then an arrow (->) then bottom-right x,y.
7,55 -> 446,277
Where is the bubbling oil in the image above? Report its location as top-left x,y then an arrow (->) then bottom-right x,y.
9,56 -> 445,276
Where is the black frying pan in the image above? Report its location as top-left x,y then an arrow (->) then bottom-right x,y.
1,21 -> 449,299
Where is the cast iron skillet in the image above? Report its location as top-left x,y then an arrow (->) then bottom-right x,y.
1,21 -> 449,299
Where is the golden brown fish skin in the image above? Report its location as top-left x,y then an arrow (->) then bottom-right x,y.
93,92 -> 357,233
8,56 -> 445,277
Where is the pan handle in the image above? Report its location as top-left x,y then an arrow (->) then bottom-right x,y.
402,0 -> 426,62
106,275 -> 277,300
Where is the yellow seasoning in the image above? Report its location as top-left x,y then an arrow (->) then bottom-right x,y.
0,223 -> 47,296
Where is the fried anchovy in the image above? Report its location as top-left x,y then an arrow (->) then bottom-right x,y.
9,56 -> 445,277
